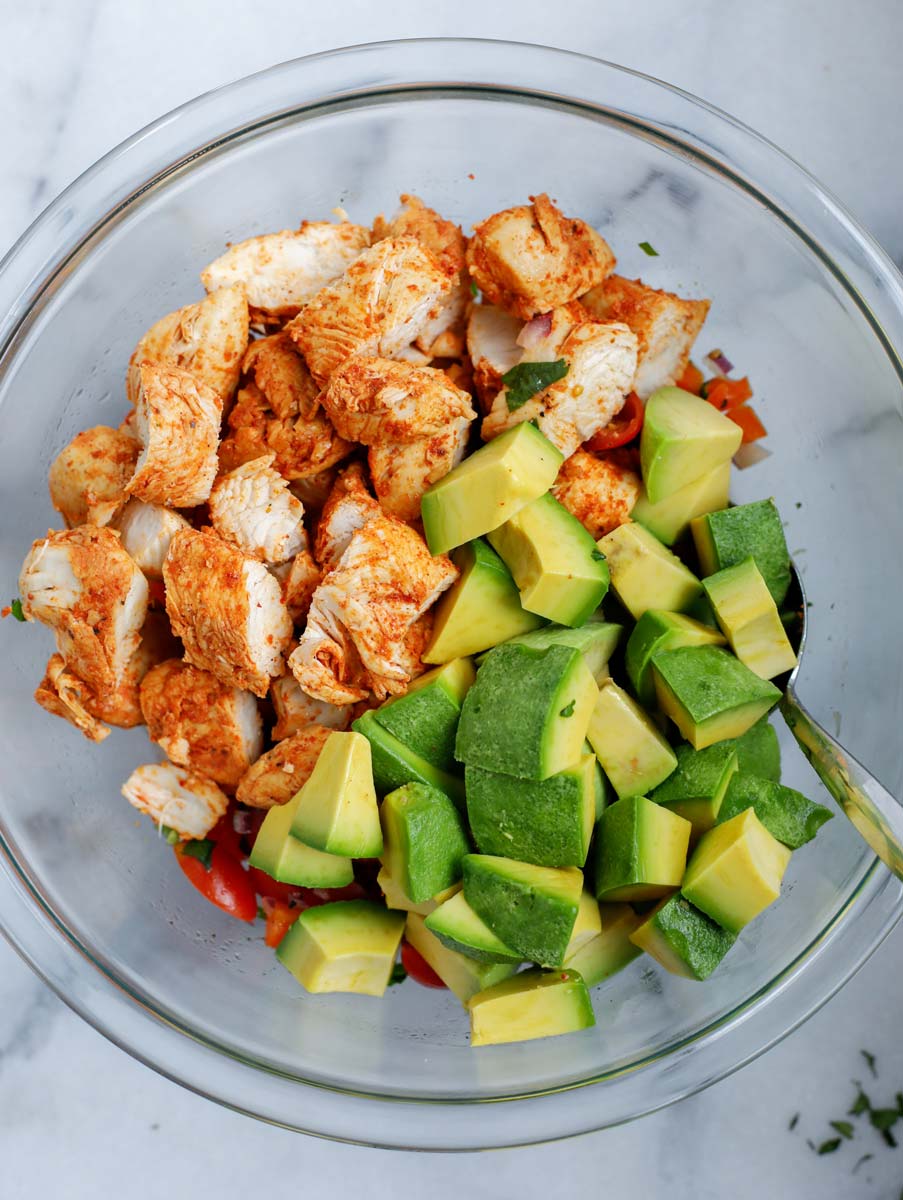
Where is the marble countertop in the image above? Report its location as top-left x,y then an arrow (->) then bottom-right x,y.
3,1 -> 903,1195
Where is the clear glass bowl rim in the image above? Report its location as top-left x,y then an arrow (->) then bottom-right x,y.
1,38 -> 902,1150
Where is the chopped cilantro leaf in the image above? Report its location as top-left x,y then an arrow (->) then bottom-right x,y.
388,963 -> 407,987
788,1113 -> 800,1132
591,549 -> 606,563
469,280 -> 479,298
896,1092 -> 903,1116
257,905 -> 267,920
559,700 -> 576,718
502,359 -> 569,411
180,838 -> 214,869
852,1153 -> 873,1174
638,241 -> 659,257
849,1086 -> 871,1117
817,1138 -> 842,1155
160,825 -> 181,845
862,1049 -> 878,1078
9,598 -> 25,622
830,1120 -> 854,1140
869,1107 -> 899,1134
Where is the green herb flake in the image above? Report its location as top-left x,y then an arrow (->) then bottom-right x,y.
559,700 -> 576,718
257,905 -> 267,920
591,549 -> 606,563
8,598 -> 25,622
788,1113 -> 800,1132
869,1107 -> 899,1134
180,838 -> 214,869
852,1153 -> 873,1174
502,359 -> 569,412
469,281 -> 479,298
817,1138 -> 842,1155
638,241 -> 659,257
896,1092 -> 903,1116
849,1086 -> 872,1117
862,1049 -> 878,1077
160,825 -> 181,846
830,1120 -> 854,1140
388,963 -> 407,987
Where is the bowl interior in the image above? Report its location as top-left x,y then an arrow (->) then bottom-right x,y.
1,65 -> 902,1114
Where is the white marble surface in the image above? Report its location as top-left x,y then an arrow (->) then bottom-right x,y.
3,0 -> 903,1194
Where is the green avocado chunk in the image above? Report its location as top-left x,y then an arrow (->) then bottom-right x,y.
630,893 -> 736,980
563,902 -> 643,986
586,681 -> 678,800
423,538 -> 543,664
467,968 -> 595,1047
652,645 -> 781,749
249,791 -> 354,888
728,718 -> 781,781
404,913 -> 517,1003
425,890 -> 522,964
625,608 -> 726,708
597,522 -> 702,620
465,754 -> 596,868
632,459 -> 731,545
277,900 -> 405,996
648,742 -> 740,836
352,710 -> 465,807
455,643 -> 597,781
373,658 -> 474,771
462,855 -> 583,967
381,783 -> 470,904
592,795 -> 691,902
640,386 -> 742,504
488,491 -> 609,627
691,498 -> 791,606
703,557 -> 797,680
491,616 -> 622,682
717,773 -> 833,849
290,731 -> 383,858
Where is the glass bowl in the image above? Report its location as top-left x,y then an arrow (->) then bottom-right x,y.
1,39 -> 902,1151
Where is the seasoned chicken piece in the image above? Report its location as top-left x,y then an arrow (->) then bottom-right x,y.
235,725 -> 332,810
313,462 -> 381,570
218,382 -> 353,481
289,467 -> 337,512
19,526 -> 148,692
201,222 -> 370,322
126,285 -> 249,409
242,332 -> 320,421
398,612 -> 433,683
320,356 -> 475,445
122,762 -> 229,839
35,654 -> 111,743
580,275 -> 710,400
552,448 -> 641,539
286,237 -> 454,386
270,675 -> 352,740
482,310 -> 638,458
114,498 -> 191,578
466,303 -> 523,411
48,426 -> 140,528
368,418 -> 471,521
289,513 -> 457,703
466,194 -> 615,320
163,527 -> 293,697
209,455 -> 307,564
126,362 -> 222,508
273,550 -> 321,622
140,659 -> 263,789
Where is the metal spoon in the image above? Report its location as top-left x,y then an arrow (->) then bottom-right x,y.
780,560 -> 903,878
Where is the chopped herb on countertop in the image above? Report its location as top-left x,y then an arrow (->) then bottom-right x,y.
638,241 -> 659,256
388,963 -> 407,987
862,1049 -> 878,1077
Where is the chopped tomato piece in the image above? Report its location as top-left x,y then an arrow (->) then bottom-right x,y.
675,361 -> 704,395
209,811 -> 245,861
584,391 -> 644,451
247,866 -> 303,906
703,376 -> 753,412
264,900 -> 300,948
727,404 -> 768,443
176,843 -> 258,922
401,940 -> 447,989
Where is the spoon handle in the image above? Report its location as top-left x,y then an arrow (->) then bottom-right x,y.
780,686 -> 903,879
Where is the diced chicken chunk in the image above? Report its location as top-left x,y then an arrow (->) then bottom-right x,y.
466,304 -> 523,411
48,426 -> 139,528
242,332 -> 320,421
551,449 -> 641,539
122,762 -> 229,839
140,659 -> 263,789
235,725 -> 332,810
218,382 -> 353,481
289,513 -> 457,704
286,237 -> 454,386
273,550 -> 321,622
270,675 -> 352,741
19,526 -> 149,692
126,285 -> 249,409
320,357 -> 475,445
163,528 -> 293,697
209,455 -> 307,564
466,194 -> 615,320
581,275 -> 710,400
201,222 -> 370,321
289,468 -> 337,513
115,498 -> 191,577
126,362 -> 222,508
369,418 -> 471,521
313,462 -> 381,571
35,654 -> 111,743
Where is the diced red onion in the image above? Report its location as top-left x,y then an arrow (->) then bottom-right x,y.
232,807 -> 256,836
705,349 -> 734,377
259,896 -> 277,916
518,312 -> 553,349
733,443 -> 772,470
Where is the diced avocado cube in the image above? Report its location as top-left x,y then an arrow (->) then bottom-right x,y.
682,807 -> 791,932
684,592 -> 720,629
597,522 -> 702,620
467,967 -> 595,1047
377,866 -> 460,916
717,774 -> 833,849
592,752 -> 612,819
381,783 -> 470,904
648,742 -> 740,836
425,890 -> 521,964
729,717 -> 781,781
249,791 -> 354,888
564,889 -> 604,957
455,643 -> 597,781
632,459 -> 731,545
652,645 -> 781,750
405,913 -> 517,1003
373,658 -> 474,771
564,902 -> 643,986
289,731 -> 382,858
703,557 -> 797,680
421,422 -> 564,555
424,539 -> 543,664
493,616 -> 622,682
625,608 -> 726,708
640,386 -> 742,504
352,710 -> 465,807
586,681 -> 678,800
465,754 -> 596,868
277,900 -> 405,996
462,855 -> 583,967
488,491 -> 609,627
630,893 -> 736,980
691,498 -> 791,606
592,795 -> 691,902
